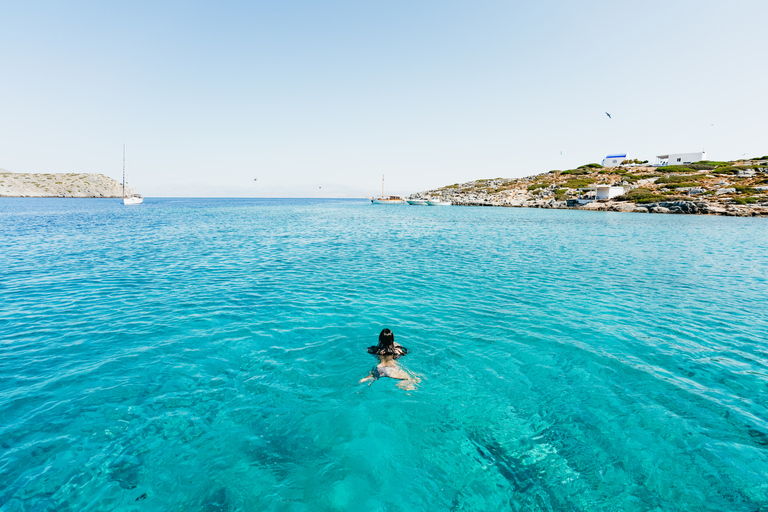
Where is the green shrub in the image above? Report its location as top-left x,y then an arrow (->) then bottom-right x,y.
563,178 -> 595,189
663,182 -> 701,189
698,160 -> 732,167
712,166 -> 741,175
683,164 -> 712,171
528,183 -> 547,191
561,168 -> 590,175
635,196 -> 670,204
613,188 -> 662,203
578,163 -> 603,169
731,197 -> 758,204
657,174 -> 705,184
734,185 -> 757,194
658,165 -> 703,173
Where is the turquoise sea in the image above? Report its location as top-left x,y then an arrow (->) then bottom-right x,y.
1,198 -> 767,511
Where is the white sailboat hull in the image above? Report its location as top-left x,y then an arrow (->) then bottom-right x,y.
123,196 -> 143,205
372,198 -> 407,204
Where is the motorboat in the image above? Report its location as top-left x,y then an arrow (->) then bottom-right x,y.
407,199 -> 429,205
426,199 -> 452,206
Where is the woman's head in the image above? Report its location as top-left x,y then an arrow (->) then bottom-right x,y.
368,328 -> 408,358
378,328 -> 394,347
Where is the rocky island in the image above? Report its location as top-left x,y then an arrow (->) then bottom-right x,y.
0,169 -> 137,198
413,157 -> 768,217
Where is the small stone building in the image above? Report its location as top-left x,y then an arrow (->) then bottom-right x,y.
602,153 -> 627,167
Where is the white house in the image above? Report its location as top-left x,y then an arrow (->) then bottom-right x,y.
602,153 -> 627,167
595,185 -> 625,200
656,151 -> 706,166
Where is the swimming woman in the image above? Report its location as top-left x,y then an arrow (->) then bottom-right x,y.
360,329 -> 419,390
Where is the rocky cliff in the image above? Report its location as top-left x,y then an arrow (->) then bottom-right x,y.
0,169 -> 138,198
413,157 -> 768,216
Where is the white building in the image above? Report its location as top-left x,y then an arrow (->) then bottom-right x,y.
595,185 -> 625,200
656,151 -> 706,166
602,153 -> 627,167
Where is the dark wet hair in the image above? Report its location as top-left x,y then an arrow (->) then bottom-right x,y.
367,328 -> 408,358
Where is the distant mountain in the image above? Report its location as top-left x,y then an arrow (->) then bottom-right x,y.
0,170 -> 138,198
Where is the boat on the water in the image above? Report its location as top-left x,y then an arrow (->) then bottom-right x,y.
427,199 -> 452,206
407,199 -> 429,205
372,196 -> 408,204
371,175 -> 407,204
122,141 -> 143,205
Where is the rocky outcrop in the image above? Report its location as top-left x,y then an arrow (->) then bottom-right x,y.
414,159 -> 768,217
0,170 -> 137,198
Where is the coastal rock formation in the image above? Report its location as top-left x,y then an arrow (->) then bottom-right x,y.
0,169 -> 137,198
412,158 -> 768,216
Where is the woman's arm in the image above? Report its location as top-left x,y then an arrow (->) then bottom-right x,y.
359,370 -> 377,384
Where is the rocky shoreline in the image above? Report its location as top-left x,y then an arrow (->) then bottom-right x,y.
0,170 -> 137,198
454,197 -> 767,217
413,158 -> 768,217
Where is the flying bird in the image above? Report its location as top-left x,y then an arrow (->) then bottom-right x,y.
605,112 -> 611,119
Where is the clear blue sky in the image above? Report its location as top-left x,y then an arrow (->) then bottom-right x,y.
1,0 -> 766,197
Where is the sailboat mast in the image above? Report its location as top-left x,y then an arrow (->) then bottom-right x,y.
381,174 -> 384,198
122,141 -> 126,199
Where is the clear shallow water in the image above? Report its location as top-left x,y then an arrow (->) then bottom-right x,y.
1,198 -> 767,511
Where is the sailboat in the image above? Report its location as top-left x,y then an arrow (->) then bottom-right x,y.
370,175 -> 406,204
122,141 -> 143,205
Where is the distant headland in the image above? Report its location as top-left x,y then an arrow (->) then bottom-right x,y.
0,170 -> 137,198
413,157 -> 768,217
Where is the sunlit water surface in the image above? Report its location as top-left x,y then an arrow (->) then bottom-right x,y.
1,198 -> 767,511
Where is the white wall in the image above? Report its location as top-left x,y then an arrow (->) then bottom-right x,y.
657,152 -> 706,166
602,155 -> 627,167
595,186 -> 625,200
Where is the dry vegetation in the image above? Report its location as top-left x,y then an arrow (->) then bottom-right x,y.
413,157 -> 768,216
0,170 -> 137,198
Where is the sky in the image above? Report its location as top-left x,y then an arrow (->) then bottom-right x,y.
1,0 -> 766,198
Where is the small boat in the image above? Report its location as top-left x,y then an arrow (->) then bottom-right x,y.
122,141 -> 143,205
372,195 -> 408,204
371,175 -> 407,204
407,199 -> 429,205
427,199 -> 452,206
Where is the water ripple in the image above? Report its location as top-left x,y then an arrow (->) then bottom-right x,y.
1,198 -> 767,511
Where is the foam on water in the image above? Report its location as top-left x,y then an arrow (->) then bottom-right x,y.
1,198 -> 767,511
